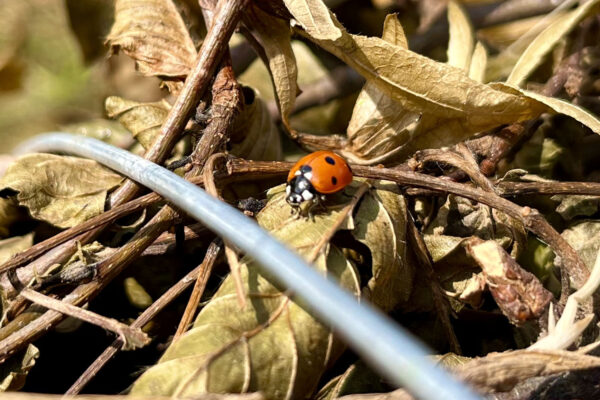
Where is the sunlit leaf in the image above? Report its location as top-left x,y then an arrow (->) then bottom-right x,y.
107,0 -> 197,89
105,96 -> 171,150
468,42 -> 487,83
447,0 -> 473,71
283,0 -> 342,40
243,6 -> 299,132
507,0 -> 600,87
0,154 -> 123,228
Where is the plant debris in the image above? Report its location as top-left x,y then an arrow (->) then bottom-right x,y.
2,0 -> 600,398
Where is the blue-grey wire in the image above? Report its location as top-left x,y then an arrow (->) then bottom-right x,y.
15,133 -> 481,400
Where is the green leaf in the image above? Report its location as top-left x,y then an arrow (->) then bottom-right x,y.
0,154 -> 123,228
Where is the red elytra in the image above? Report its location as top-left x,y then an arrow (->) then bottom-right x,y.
287,151 -> 353,194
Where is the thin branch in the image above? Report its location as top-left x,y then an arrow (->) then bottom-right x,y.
19,288 -> 149,350
202,153 -> 246,308
108,0 -> 249,206
172,241 -> 222,341
66,242 -> 222,395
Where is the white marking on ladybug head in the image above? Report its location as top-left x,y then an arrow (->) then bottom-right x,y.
303,171 -> 313,180
287,193 -> 302,205
286,185 -> 291,195
302,190 -> 314,201
297,179 -> 310,190
294,170 -> 301,176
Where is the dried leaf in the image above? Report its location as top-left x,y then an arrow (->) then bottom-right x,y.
492,82 -> 600,135
507,0 -> 600,87
124,277 -> 153,310
130,185 -> 361,399
283,0 -> 342,40
447,0 -> 473,71
0,154 -> 123,228
562,220 -> 600,271
417,0 -> 448,33
352,181 -> 412,311
243,6 -> 299,132
553,195 -> 600,221
105,96 -> 171,150
345,14 -> 421,163
298,9 -> 600,162
467,239 -> 553,325
483,12 -> 564,82
0,345 -> 39,391
107,0 -> 197,87
455,349 -> 600,392
301,12 -> 546,124
230,88 -> 282,161
468,41 -> 487,83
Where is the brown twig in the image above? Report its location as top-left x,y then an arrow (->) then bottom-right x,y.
18,288 -> 149,350
65,242 -> 222,395
172,241 -> 222,341
108,0 -> 248,207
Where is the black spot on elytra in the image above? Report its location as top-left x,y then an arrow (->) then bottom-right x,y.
300,165 -> 312,173
325,156 -> 336,165
332,176 -> 338,185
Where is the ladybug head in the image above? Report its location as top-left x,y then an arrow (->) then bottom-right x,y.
285,177 -> 314,207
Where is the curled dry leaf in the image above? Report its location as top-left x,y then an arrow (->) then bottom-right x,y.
0,345 -> 38,392
352,181 -> 412,311
467,239 -> 553,325
446,0 -> 474,71
107,0 -> 197,91
0,154 -> 123,229
105,96 -> 171,150
507,0 -> 600,87
283,0 -> 341,40
230,87 -> 282,161
242,5 -> 299,132
345,14 -> 421,164
422,194 -> 526,311
131,181 -> 410,398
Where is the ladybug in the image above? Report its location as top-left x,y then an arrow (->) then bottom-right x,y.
286,151 -> 353,213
